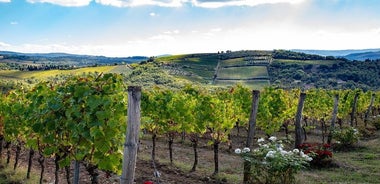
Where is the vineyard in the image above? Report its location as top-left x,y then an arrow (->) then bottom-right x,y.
0,73 -> 380,183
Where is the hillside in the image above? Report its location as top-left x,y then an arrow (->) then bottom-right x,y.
1,50 -> 380,90
155,50 -> 272,89
344,51 -> 380,61
292,49 -> 380,61
0,51 -> 147,68
292,49 -> 380,57
156,50 -> 380,90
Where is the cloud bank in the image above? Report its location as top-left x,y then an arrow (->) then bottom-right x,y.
27,0 -> 92,6
19,0 -> 306,7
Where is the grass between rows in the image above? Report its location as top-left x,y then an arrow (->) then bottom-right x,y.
138,130 -> 380,184
0,160 -> 39,184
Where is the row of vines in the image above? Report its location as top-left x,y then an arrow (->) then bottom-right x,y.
0,73 -> 379,183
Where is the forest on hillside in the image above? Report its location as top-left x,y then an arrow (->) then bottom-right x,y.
269,50 -> 380,90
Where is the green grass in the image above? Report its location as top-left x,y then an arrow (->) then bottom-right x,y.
219,58 -> 269,67
0,161 -> 40,184
219,58 -> 246,67
274,59 -> 339,65
298,137 -> 380,184
217,66 -> 268,79
157,53 -> 219,65
0,66 -> 118,80
156,53 -> 219,80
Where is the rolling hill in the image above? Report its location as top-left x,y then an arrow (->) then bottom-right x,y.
344,51 -> 380,61
0,51 -> 147,67
292,49 -> 380,61
1,50 -> 379,90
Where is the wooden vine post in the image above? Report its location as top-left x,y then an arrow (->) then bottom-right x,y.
295,92 -> 306,148
243,90 -> 260,183
327,94 -> 339,144
350,92 -> 359,127
364,94 -> 375,127
120,86 -> 141,184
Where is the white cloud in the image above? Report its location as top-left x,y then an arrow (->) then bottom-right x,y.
203,27 -> 222,37
149,12 -> 156,16
3,24 -> 379,57
149,34 -> 176,41
0,41 -> 11,48
95,0 -> 187,7
191,0 -> 306,8
164,30 -> 180,34
22,0 -> 306,7
10,21 -> 18,25
94,0 -> 305,7
372,27 -> 380,35
0,0 -> 11,3
27,0 -> 92,7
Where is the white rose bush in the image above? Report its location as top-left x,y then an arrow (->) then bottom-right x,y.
235,136 -> 312,184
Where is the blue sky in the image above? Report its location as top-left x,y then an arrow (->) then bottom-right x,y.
1,0 -> 380,57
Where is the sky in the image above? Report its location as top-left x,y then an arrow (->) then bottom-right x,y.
1,0 -> 380,57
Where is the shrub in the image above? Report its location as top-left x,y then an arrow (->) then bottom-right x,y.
236,136 -> 312,184
333,127 -> 360,147
372,118 -> 380,130
298,143 -> 333,167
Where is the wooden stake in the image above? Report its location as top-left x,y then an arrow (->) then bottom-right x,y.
120,86 -> 141,184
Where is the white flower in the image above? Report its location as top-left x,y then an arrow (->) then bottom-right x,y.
336,141 -> 341,144
235,148 -> 242,154
262,144 -> 269,148
305,155 -> 313,161
269,136 -> 277,142
280,150 -> 288,156
242,147 -> 251,153
266,150 -> 276,158
254,148 -> 259,152
276,144 -> 284,149
292,149 -> 300,154
300,151 -> 311,160
257,138 -> 265,143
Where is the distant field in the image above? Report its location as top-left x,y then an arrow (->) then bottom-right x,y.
158,54 -> 219,80
0,66 -> 118,80
108,65 -> 132,74
217,66 -> 268,79
219,58 -> 269,67
219,58 -> 246,67
273,59 -> 339,65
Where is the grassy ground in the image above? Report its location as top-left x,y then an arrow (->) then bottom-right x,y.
273,59 -> 339,65
219,58 -> 269,67
298,133 -> 380,184
217,66 -> 268,79
0,66 -> 118,80
1,126 -> 379,183
0,161 -> 39,184
136,126 -> 380,184
156,53 -> 219,80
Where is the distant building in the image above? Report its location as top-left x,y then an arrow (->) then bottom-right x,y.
0,55 -> 3,59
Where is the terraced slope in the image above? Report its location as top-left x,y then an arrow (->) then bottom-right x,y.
214,55 -> 271,89
156,51 -> 272,89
